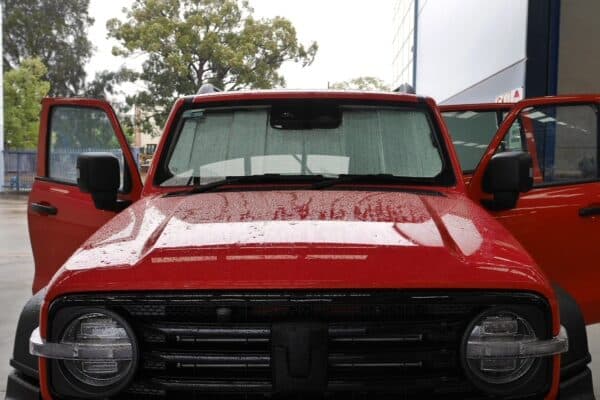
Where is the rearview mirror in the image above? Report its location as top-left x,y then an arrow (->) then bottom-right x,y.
482,151 -> 533,211
77,153 -> 127,212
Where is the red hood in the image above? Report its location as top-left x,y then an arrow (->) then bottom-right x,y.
47,190 -> 552,302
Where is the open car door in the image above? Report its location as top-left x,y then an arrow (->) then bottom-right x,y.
28,98 -> 143,292
440,103 -> 514,185
469,95 -> 600,324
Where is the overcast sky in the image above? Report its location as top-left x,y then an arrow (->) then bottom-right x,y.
86,0 -> 394,91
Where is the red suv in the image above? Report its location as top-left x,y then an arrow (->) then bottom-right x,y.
5,90 -> 593,399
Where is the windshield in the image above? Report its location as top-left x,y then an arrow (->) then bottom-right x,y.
442,110 -> 504,172
158,102 -> 450,187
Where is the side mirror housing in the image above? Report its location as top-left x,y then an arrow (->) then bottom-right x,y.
77,153 -> 122,211
482,151 -> 533,211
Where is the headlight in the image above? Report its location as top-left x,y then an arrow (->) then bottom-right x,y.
30,309 -> 138,398
464,311 -> 536,384
61,313 -> 135,388
462,309 -> 568,395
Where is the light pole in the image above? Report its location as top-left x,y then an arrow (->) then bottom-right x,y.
0,2 -> 5,192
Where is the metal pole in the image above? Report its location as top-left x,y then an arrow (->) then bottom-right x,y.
0,2 -> 5,192
16,152 -> 20,192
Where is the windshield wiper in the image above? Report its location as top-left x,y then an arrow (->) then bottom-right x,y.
167,173 -> 430,196
168,174 -> 326,196
311,174 -> 420,189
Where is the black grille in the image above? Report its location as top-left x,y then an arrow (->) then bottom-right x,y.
48,291 -> 551,399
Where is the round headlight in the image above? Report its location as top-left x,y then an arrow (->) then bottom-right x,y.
463,310 -> 538,389
60,311 -> 137,392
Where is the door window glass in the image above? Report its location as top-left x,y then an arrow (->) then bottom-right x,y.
499,104 -> 598,186
498,121 -> 525,153
442,110 -> 499,172
48,106 -> 125,187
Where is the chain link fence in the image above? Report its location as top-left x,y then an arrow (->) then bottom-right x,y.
3,151 -> 37,191
2,148 -> 141,192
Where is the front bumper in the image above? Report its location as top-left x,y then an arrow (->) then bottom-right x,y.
5,372 -> 40,400
5,366 -> 595,400
559,367 -> 596,400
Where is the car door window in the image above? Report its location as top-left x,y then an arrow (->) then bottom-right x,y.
442,110 -> 500,172
497,104 -> 598,186
498,120 -> 525,153
48,106 -> 127,189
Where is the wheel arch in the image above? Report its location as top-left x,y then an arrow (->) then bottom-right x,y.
10,288 -> 46,380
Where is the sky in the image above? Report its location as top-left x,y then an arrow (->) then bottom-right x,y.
86,0 -> 394,92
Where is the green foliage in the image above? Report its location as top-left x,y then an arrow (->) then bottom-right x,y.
83,69 -> 139,144
107,0 -> 318,128
84,68 -> 139,100
2,0 -> 94,96
3,58 -> 51,149
330,76 -> 390,91
50,107 -> 121,149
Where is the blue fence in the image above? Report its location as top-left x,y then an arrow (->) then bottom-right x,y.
2,148 -> 141,192
3,151 -> 37,191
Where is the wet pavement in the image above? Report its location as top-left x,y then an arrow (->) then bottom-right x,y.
0,195 -> 34,395
0,195 -> 598,396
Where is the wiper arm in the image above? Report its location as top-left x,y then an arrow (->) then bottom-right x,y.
188,176 -> 245,194
311,174 -> 413,189
168,174 -> 326,196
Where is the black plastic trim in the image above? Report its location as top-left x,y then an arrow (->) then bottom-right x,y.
10,289 -> 46,381
553,285 -> 593,382
5,372 -> 40,400
9,360 -> 38,382
559,367 -> 596,400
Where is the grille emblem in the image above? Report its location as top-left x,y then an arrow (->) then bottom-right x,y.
271,322 -> 328,394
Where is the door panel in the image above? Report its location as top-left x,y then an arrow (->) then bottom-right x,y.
491,183 -> 598,322
28,98 -> 142,292
470,97 -> 600,324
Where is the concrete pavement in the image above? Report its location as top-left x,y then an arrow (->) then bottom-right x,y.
0,195 -> 598,397
0,196 -> 34,395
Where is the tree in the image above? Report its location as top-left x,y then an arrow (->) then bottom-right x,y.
82,69 -> 140,144
107,0 -> 318,128
330,76 -> 390,91
83,68 -> 139,100
2,0 -> 94,96
3,58 -> 51,149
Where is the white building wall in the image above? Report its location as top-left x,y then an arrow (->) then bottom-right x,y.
414,0 -> 529,103
391,0 -> 416,89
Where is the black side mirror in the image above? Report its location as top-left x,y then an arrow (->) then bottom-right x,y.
77,153 -> 126,212
482,151 -> 533,211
